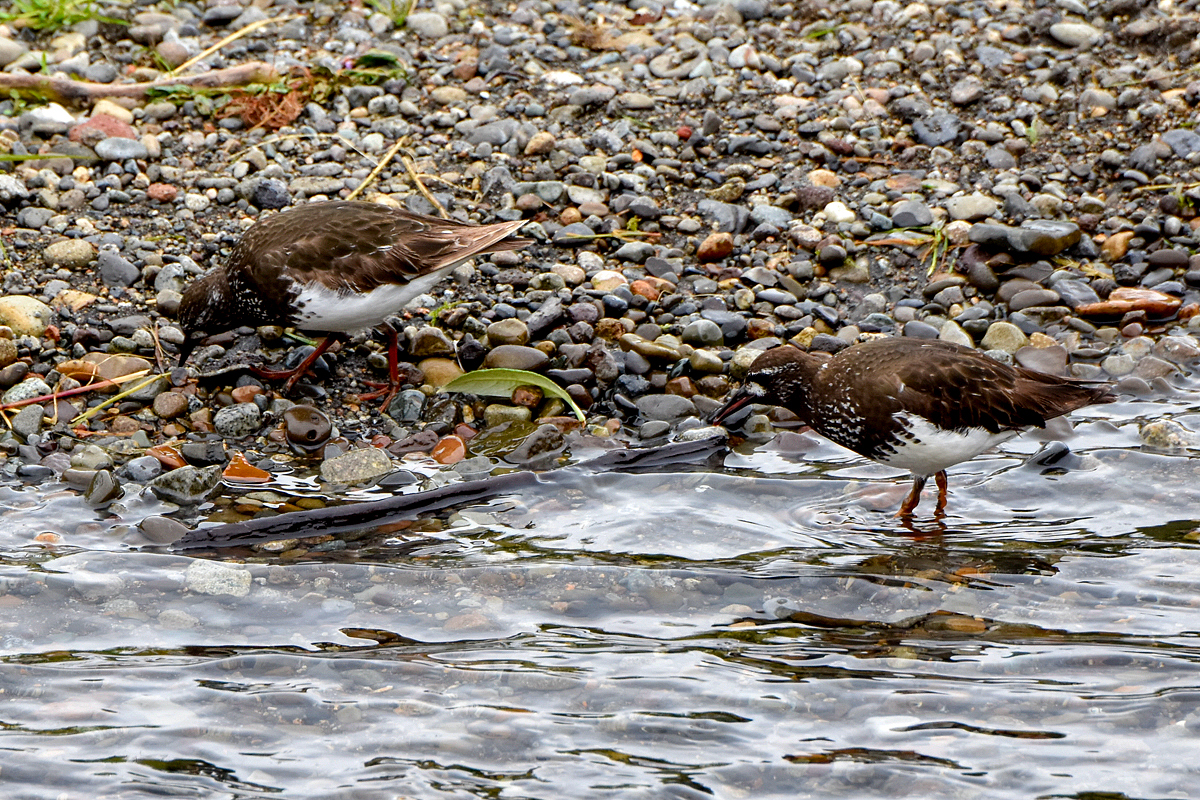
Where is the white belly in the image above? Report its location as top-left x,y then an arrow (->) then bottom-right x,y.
291,276 -> 443,333
875,413 -> 1019,476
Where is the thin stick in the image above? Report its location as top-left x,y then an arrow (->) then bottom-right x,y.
401,155 -> 449,219
151,323 -> 165,373
72,374 -> 164,425
0,370 -> 151,413
0,62 -> 279,104
347,139 -> 406,201
1132,181 -> 1200,195
169,15 -> 294,77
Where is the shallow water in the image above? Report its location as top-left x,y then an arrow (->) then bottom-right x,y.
3,381 -> 1200,799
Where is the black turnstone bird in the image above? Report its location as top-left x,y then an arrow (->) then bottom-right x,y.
712,338 -> 1115,516
177,200 -> 530,401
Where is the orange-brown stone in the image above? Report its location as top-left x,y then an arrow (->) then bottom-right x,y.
231,385 -> 263,404
1074,287 -> 1182,319
697,232 -> 734,262
665,376 -> 697,397
629,279 -> 661,302
1100,230 -> 1134,261
223,452 -> 271,483
430,435 -> 466,464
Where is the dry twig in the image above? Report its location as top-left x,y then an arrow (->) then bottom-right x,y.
347,139 -> 406,201
0,62 -> 279,104
401,155 -> 449,219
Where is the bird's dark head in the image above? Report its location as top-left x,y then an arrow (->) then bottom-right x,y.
175,273 -> 224,366
711,346 -> 821,427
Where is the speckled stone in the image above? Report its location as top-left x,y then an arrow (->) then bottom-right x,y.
185,559 -> 251,596
213,403 -> 262,438
151,465 -> 223,505
2,377 -> 51,406
0,296 -> 54,337
319,446 -> 395,485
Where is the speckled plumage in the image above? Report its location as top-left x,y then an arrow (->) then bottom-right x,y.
714,338 -> 1116,515
176,200 -> 530,349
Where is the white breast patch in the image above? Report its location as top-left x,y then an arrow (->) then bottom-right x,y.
875,413 -> 1020,477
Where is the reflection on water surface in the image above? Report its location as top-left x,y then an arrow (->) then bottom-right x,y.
2,389 -> 1200,798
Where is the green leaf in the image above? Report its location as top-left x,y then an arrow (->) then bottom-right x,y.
443,368 -> 586,424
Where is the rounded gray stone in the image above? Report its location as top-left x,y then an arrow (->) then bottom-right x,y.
635,394 -> 697,422
2,377 -> 51,406
213,403 -> 263,438
10,403 -> 43,440
94,137 -> 149,161
151,464 -> 223,505
682,319 -> 724,346
319,447 -> 395,485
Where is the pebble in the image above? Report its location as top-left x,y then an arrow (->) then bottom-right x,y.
84,470 -> 123,507
283,405 -> 333,453
94,137 -> 149,161
151,465 -> 223,505
319,447 -> 394,484
409,327 -> 455,357
486,318 -> 530,347
1140,419 -> 1200,450
483,345 -> 549,371
405,12 -> 449,38
185,560 -> 252,596
980,322 -> 1029,354
635,395 -> 696,422
0,296 -> 54,337
697,233 -> 734,261
213,403 -> 263,439
419,358 -> 464,387
42,240 -> 97,270
1049,21 -> 1103,47
430,435 -> 467,464
2,377 -> 51,406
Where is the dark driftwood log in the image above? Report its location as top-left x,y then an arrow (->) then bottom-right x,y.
0,62 -> 279,104
173,434 -> 729,551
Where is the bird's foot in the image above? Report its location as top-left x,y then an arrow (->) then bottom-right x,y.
354,380 -> 400,409
894,475 -> 928,518
251,336 -> 340,394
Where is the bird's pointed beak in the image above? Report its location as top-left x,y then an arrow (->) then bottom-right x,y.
176,337 -> 198,368
711,387 -> 759,427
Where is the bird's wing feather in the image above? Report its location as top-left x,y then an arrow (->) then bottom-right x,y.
241,203 -> 528,294
880,341 -> 1107,433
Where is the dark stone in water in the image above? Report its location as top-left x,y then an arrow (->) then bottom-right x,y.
85,469 -> 123,507
385,390 -> 426,424
139,515 -> 190,545
504,424 -> 567,469
180,441 -> 228,466
377,470 -> 419,488
283,405 -> 333,453
387,429 -> 439,455
1025,441 -> 1084,472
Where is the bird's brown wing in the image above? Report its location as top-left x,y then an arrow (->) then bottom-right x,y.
882,341 -> 1110,433
238,202 -> 529,294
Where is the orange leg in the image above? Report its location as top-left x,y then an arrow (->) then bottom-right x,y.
357,326 -> 402,408
933,470 -> 949,516
896,475 -> 927,517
